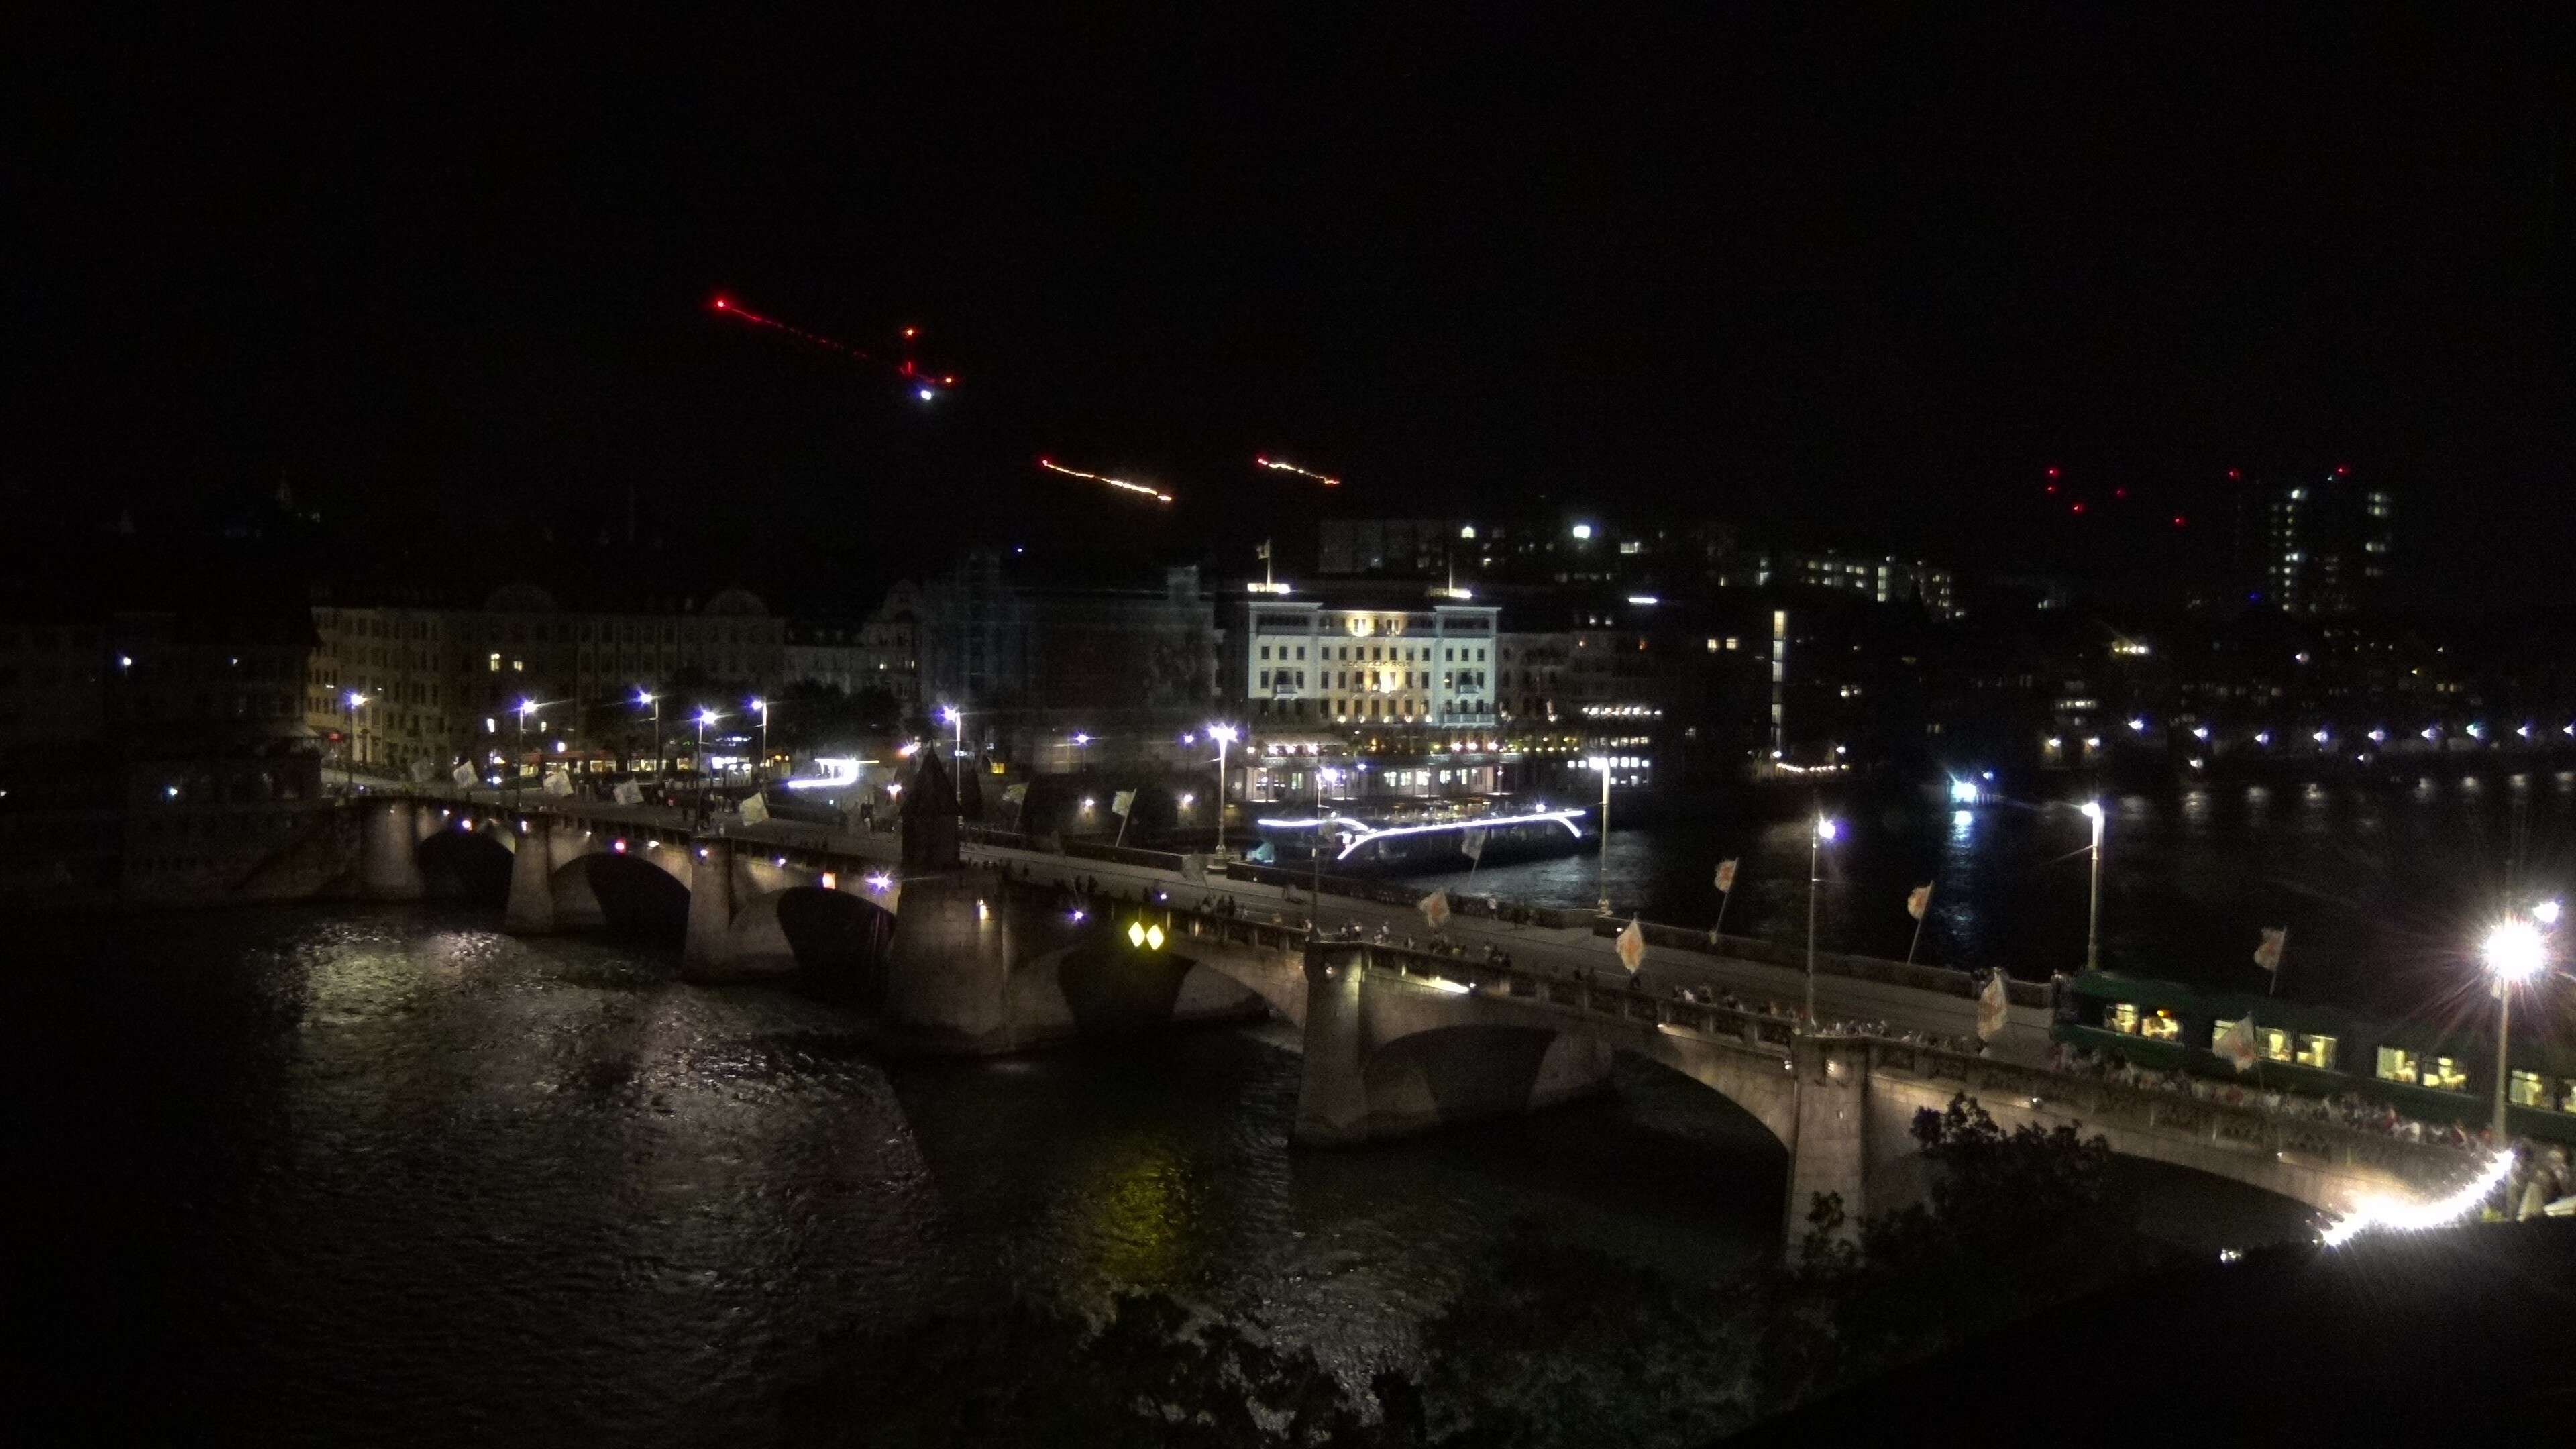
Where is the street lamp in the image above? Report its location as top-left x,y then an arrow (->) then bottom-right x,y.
1311,765 -> 1341,930
1808,816 -> 1839,1024
1073,732 -> 1091,772
749,697 -> 769,784
1208,722 -> 1238,857
637,688 -> 661,786
2483,917 -> 2546,1141
342,690 -> 368,789
696,708 -> 720,814
514,698 -> 536,806
1587,755 -> 1615,914
939,704 -> 964,771
2080,800 -> 2106,973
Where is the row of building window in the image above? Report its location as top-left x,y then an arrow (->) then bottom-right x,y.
2104,1004 -> 2576,1112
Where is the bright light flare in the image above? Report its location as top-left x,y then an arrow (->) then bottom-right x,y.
2320,1150 -> 2516,1247
1038,458 -> 1173,504
1815,817 -> 1839,843
1255,455 -> 1340,487
2484,919 -> 2546,982
1949,778 -> 1980,805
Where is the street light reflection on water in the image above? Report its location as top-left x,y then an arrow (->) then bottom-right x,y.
22,904 -> 1873,1440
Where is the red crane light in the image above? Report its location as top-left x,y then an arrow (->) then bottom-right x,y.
2172,515 -> 2188,528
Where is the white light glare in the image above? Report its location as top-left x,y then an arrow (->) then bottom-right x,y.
2534,899 -> 2563,927
2485,919 -> 2546,982
1815,817 -> 1839,842
2320,1151 -> 2516,1248
1949,778 -> 1979,805
2080,800 -> 2104,822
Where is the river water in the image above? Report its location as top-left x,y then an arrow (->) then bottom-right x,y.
1409,769 -> 2576,1014
15,896 -> 2326,1442
14,904 -> 1797,1444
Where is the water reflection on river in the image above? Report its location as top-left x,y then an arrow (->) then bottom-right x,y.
16,905 -> 1792,1444
1410,769 -> 2576,1011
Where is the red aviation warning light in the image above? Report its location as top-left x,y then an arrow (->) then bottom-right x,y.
709,294 -> 957,396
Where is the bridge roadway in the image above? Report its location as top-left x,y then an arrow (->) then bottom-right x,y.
361,788 -> 2485,1244
398,784 -> 2059,1063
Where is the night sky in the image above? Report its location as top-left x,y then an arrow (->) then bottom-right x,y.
15,8 -> 2571,607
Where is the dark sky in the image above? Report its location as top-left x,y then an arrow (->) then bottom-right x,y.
13,7 -> 2571,607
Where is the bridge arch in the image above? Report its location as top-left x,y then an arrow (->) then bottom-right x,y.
723,882 -> 898,987
416,824 -> 513,902
553,850 -> 692,940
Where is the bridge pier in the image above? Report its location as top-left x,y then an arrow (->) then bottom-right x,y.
682,837 -> 740,979
358,798 -> 426,900
503,817 -> 557,934
1293,943 -> 1372,1146
883,869 -> 1016,1051
1783,1035 -> 1871,1256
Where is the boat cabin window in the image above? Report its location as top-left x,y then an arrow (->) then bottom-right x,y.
2560,1079 -> 2576,1114
2375,1046 -> 2418,1085
2508,1070 -> 2547,1108
2294,1033 -> 2337,1071
2138,1009 -> 2182,1042
2422,1057 -> 2469,1091
2103,1002 -> 2139,1034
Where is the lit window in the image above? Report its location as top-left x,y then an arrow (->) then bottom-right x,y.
2139,1010 -> 2182,1042
2104,1002 -> 2139,1034
488,653 -> 501,672
2508,1070 -> 2546,1108
2375,1046 -> 2419,1085
2423,1056 -> 2469,1091
2294,1033 -> 2336,1071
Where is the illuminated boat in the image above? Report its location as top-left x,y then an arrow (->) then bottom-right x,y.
1252,802 -> 1594,875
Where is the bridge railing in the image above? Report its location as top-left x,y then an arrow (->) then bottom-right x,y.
1866,1039 -> 2472,1190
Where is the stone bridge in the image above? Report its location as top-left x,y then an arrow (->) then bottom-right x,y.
357,792 -> 2484,1248
1181,925 -> 2483,1246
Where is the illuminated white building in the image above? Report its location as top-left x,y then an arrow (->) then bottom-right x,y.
1234,595 -> 1498,727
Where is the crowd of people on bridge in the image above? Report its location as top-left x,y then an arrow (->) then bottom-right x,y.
2047,1042 -> 2513,1152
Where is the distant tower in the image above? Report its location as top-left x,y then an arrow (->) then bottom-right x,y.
2265,467 -> 2392,615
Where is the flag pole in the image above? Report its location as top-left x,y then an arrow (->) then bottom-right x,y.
1712,886 -> 1731,943
1906,908 -> 1927,965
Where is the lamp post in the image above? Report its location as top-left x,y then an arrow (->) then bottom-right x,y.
342,690 -> 368,791
696,708 -> 719,819
1208,722 -> 1238,857
2080,800 -> 2106,973
1808,815 -> 1839,1024
637,688 -> 660,788
1073,732 -> 1091,773
513,699 -> 537,807
749,697 -> 769,784
1587,755 -> 1613,914
2482,917 -> 2546,1142
1311,765 -> 1340,930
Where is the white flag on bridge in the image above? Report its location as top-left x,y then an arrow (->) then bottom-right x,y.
1713,858 -> 1737,894
451,763 -> 478,788
1112,789 -> 1136,817
1616,917 -> 1646,972
542,769 -> 573,798
408,757 -> 435,784
2214,1015 -> 2261,1074
2253,928 -> 2287,975
1460,826 -> 1486,862
1418,888 -> 1451,930
1976,970 -> 2009,1042
1907,883 -> 1933,921
612,780 -> 645,807
739,792 -> 771,826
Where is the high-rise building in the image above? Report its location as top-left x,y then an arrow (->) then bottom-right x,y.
2261,468 -> 2394,616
